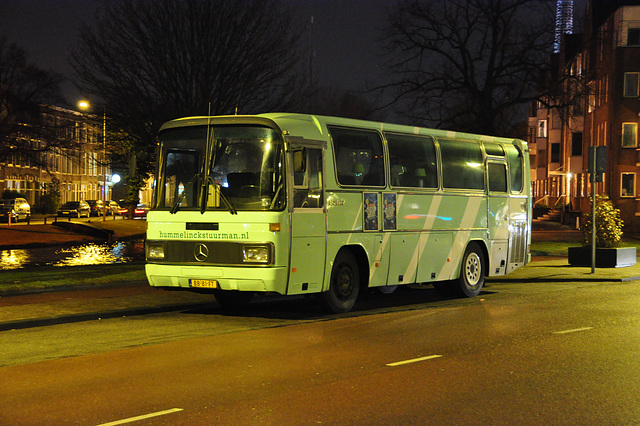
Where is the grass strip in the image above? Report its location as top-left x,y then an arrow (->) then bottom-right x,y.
0,263 -> 146,293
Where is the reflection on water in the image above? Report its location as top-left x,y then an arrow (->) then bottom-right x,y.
0,249 -> 29,269
0,240 -> 145,270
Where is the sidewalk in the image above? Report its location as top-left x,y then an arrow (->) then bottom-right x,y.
489,256 -> 640,283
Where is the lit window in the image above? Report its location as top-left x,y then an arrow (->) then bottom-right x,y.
537,120 -> 547,138
621,173 -> 635,197
622,123 -> 638,147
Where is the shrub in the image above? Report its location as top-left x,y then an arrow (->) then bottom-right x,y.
581,195 -> 623,248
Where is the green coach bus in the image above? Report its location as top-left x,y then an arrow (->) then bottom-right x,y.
145,113 -> 531,313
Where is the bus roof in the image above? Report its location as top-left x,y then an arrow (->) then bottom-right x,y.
158,113 -> 528,151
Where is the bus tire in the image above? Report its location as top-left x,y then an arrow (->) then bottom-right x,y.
213,289 -> 254,310
454,242 -> 485,298
321,250 -> 360,313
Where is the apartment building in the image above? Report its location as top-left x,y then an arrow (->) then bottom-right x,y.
0,104 -> 110,210
530,0 -> 640,231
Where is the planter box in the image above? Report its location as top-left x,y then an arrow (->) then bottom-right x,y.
568,246 -> 637,268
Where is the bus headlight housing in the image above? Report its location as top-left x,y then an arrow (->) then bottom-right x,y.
146,243 -> 165,260
242,244 -> 271,264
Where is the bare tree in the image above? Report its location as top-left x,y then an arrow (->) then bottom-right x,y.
0,36 -> 69,168
380,0 -> 556,136
71,0 -> 308,183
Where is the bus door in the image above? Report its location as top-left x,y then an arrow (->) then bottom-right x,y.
287,143 -> 327,295
505,145 -> 529,273
487,160 -> 509,275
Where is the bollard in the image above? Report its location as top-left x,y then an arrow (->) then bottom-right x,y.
43,216 -> 47,225
27,215 -> 30,225
7,214 -> 11,226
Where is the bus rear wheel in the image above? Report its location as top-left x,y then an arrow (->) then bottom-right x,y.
321,250 -> 360,313
454,242 -> 485,297
213,289 -> 254,310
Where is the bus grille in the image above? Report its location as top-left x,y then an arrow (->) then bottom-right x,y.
509,221 -> 527,264
147,240 -> 273,266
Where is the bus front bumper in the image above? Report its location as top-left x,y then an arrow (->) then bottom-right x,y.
145,263 -> 289,294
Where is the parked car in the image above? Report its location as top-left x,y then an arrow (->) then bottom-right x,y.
117,199 -> 130,216
0,198 -> 31,222
57,200 -> 90,218
86,200 -> 105,217
133,203 -> 149,219
106,200 -> 120,215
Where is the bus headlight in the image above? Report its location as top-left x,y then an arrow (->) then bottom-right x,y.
242,245 -> 271,264
146,243 -> 165,260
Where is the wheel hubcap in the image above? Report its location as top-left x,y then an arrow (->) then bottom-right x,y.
465,253 -> 481,286
336,267 -> 353,298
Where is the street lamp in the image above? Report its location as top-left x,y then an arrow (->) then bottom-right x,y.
77,100 -> 108,221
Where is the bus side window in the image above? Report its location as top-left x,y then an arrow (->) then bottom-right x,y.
386,133 -> 438,188
505,145 -> 524,193
440,139 -> 484,190
329,126 -> 384,186
293,148 -> 306,186
293,148 -> 323,208
488,163 -> 508,193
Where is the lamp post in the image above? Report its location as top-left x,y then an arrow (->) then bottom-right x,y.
78,100 -> 108,221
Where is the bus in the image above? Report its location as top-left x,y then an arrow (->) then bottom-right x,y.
145,113 -> 531,313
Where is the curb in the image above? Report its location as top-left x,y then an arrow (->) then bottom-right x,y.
488,276 -> 640,284
0,301 -> 215,332
52,221 -> 115,241
0,278 -> 148,298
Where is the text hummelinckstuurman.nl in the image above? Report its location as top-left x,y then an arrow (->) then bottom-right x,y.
158,231 -> 249,240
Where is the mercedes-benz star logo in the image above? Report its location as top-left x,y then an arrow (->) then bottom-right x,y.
194,243 -> 209,262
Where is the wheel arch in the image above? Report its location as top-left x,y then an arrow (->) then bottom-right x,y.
470,239 -> 490,278
330,244 -> 369,292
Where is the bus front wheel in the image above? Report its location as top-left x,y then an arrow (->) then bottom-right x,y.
321,250 -> 360,313
454,242 -> 485,297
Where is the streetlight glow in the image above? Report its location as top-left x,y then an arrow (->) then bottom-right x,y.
77,99 -> 109,221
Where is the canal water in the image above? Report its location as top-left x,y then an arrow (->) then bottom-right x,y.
0,240 -> 145,270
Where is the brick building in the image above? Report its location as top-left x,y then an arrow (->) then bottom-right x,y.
530,0 -> 640,230
0,104 -> 110,210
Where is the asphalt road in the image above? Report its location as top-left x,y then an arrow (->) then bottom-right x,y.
2,278 -> 640,424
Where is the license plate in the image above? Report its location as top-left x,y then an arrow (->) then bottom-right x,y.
189,279 -> 218,288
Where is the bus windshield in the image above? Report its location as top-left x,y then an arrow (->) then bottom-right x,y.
154,125 -> 285,212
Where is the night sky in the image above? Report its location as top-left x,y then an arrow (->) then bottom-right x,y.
0,0 -> 392,106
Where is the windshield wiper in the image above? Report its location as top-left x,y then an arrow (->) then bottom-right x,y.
170,174 -> 199,214
200,123 -> 217,214
200,128 -> 237,215
207,177 -> 237,215
270,182 -> 283,210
